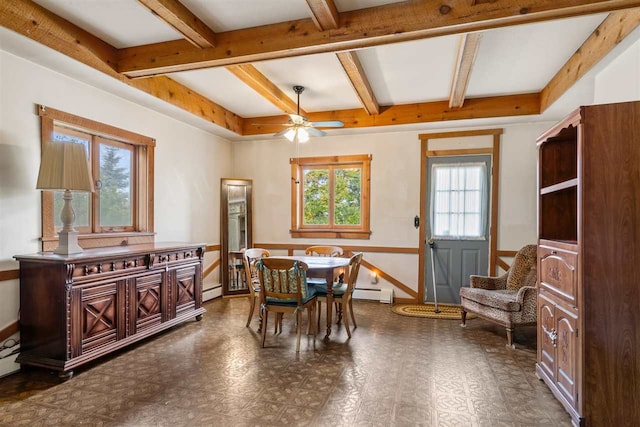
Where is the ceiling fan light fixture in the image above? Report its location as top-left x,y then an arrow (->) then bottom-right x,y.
284,128 -> 296,142
297,128 -> 310,143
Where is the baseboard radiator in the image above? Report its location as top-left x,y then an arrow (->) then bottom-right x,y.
353,287 -> 394,304
203,283 -> 223,301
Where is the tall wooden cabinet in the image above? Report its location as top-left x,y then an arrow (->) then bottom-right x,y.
536,101 -> 640,426
14,242 -> 205,379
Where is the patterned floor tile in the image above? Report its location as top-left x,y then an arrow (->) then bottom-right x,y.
0,299 -> 573,426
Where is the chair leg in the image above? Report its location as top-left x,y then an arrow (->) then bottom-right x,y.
275,313 -> 283,334
246,295 -> 256,328
317,300 -> 322,332
260,310 -> 268,348
460,309 -> 467,327
506,328 -> 514,348
257,304 -> 263,333
349,298 -> 357,329
296,310 -> 302,353
336,301 -> 342,324
312,303 -> 317,349
343,300 -> 352,339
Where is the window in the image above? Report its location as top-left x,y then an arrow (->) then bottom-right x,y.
430,163 -> 487,239
290,154 -> 371,239
39,105 -> 155,250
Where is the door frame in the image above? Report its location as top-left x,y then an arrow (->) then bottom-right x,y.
418,128 -> 502,304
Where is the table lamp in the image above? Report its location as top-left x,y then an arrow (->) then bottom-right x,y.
36,141 -> 95,255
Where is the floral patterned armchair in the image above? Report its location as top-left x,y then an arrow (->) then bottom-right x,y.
460,244 -> 537,348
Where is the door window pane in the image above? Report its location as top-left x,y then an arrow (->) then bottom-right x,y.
431,163 -> 486,238
99,142 -> 133,227
303,168 -> 329,225
334,167 -> 361,225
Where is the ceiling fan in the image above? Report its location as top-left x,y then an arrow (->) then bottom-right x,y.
274,85 -> 344,142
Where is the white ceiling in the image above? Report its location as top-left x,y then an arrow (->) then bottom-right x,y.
2,1 -> 634,141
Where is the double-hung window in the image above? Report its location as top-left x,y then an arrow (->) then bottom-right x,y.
290,154 -> 371,239
39,105 -> 155,250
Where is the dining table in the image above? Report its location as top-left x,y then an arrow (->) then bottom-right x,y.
273,255 -> 350,340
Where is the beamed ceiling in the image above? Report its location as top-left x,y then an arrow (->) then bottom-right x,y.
1,0 -> 640,140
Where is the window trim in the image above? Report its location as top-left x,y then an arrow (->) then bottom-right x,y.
39,105 -> 155,251
290,154 -> 371,239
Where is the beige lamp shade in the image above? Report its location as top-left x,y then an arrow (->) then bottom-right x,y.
36,141 -> 94,192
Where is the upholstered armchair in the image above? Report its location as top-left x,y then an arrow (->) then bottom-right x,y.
460,244 -> 537,347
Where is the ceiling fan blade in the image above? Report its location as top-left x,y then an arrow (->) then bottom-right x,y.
307,128 -> 326,137
310,120 -> 344,128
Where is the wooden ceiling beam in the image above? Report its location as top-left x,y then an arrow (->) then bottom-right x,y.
226,64 -> 305,115
449,33 -> 482,109
540,8 -> 640,112
137,0 -> 216,48
306,0 -> 340,30
0,0 -> 118,75
306,2 -> 380,115
337,51 -> 380,115
243,93 -> 540,135
118,0 -> 640,77
0,0 -> 242,134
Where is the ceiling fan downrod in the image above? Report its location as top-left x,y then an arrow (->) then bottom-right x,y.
293,85 -> 304,116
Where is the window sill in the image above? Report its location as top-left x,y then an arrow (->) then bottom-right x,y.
290,229 -> 371,239
41,232 -> 156,251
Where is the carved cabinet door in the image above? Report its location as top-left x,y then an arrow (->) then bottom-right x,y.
538,292 -> 557,381
555,303 -> 579,410
132,272 -> 164,333
74,281 -> 123,357
172,264 -> 202,318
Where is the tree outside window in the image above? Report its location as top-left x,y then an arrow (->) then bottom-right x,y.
291,155 -> 371,239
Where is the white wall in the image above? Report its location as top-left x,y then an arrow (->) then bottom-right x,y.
594,37 -> 640,104
231,122 -> 549,300
0,50 -> 231,375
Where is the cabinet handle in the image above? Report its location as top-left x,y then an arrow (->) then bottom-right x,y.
126,260 -> 136,268
551,250 -> 558,255
185,252 -> 192,258
543,325 -> 558,348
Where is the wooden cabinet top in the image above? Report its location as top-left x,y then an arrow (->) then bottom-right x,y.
14,242 -> 205,264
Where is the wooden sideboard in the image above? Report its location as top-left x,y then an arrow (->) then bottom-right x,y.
14,242 -> 205,379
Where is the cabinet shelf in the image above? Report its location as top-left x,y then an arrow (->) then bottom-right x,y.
540,178 -> 578,195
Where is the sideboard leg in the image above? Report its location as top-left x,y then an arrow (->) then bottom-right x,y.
195,314 -> 203,321
58,370 -> 73,381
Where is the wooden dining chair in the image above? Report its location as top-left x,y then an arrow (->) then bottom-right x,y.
315,252 -> 362,339
305,245 -> 343,257
257,258 -> 317,352
242,248 -> 270,329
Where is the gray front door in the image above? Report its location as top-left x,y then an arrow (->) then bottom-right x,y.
425,155 -> 491,304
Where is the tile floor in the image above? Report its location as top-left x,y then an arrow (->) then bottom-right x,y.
0,298 -> 572,426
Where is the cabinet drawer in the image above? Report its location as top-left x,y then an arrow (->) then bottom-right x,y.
539,244 -> 578,305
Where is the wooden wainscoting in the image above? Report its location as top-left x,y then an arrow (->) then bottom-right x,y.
495,250 -> 518,274
0,322 -> 19,343
203,244 -> 221,280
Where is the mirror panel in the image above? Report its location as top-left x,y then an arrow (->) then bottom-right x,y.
221,178 -> 253,295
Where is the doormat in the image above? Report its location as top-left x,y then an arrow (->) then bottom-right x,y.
391,303 -> 474,320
